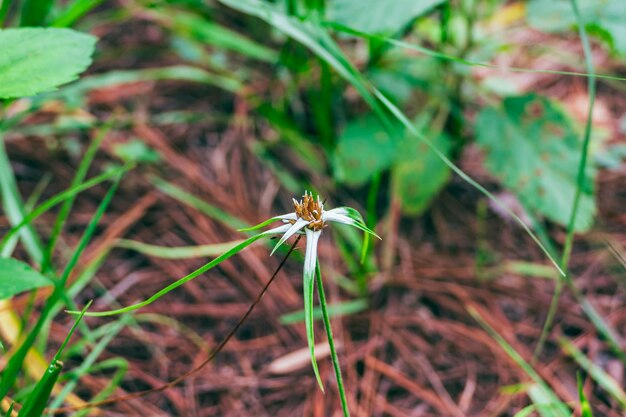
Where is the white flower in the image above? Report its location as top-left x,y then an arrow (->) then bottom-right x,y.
242,191 -> 379,391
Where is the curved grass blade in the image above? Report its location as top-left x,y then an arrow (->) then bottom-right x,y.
17,302 -> 91,417
68,233 -> 271,317
560,338 -> 626,409
468,306 -> 570,417
324,21 -> 626,83
115,239 -> 246,259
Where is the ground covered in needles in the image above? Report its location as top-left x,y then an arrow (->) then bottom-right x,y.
2,1 -> 626,416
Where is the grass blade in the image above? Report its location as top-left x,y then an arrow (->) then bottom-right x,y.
69,233 -> 271,317
17,302 -> 91,417
560,338 -> 626,409
0,135 -> 44,265
468,306 -> 570,417
115,239 -> 246,259
578,374 -> 594,417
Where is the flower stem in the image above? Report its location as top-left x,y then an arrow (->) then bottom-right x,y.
315,263 -> 350,417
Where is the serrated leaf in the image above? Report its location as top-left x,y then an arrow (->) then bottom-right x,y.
475,94 -> 596,232
393,129 -> 452,215
0,28 -> 96,99
527,0 -> 626,55
327,0 -> 444,34
0,258 -> 52,300
333,115 -> 399,185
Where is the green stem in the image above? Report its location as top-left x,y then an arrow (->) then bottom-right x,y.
533,0 -> 596,359
316,263 -> 350,417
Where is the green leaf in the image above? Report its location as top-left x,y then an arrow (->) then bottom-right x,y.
327,0 -> 444,34
527,0 -> 626,55
0,28 -> 96,99
475,94 -> 596,232
333,115 -> 399,185
393,128 -> 452,215
0,258 -> 52,301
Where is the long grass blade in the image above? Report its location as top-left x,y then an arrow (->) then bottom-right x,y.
468,306 -> 570,417
577,374 -> 594,417
324,22 -> 626,83
0,134 -> 45,265
69,233 -> 270,317
115,239 -> 246,259
560,338 -> 626,409
17,302 -> 91,417
534,0 -> 599,359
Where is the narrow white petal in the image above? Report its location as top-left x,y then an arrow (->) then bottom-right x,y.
270,218 -> 309,255
324,207 -> 349,216
322,211 -> 354,225
303,228 -> 321,281
262,223 -> 291,235
276,213 -> 297,221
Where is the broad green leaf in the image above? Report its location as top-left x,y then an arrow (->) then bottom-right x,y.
527,0 -> 626,55
333,115 -> 399,185
0,258 -> 52,300
393,129 -> 452,215
0,28 -> 96,99
327,0 -> 444,34
475,94 -> 596,232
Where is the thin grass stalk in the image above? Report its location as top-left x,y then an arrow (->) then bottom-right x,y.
315,263 -> 350,417
533,0 -> 597,359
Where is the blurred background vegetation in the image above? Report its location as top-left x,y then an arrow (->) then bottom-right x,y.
0,0 -> 625,416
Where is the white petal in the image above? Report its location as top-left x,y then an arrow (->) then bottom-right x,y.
270,218 -> 309,255
276,213 -> 297,221
324,207 -> 349,216
262,223 -> 292,235
322,211 -> 354,225
303,228 -> 321,281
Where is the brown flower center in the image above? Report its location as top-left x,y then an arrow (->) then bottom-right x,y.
293,193 -> 326,231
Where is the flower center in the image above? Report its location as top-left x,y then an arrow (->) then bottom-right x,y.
293,193 -> 326,231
